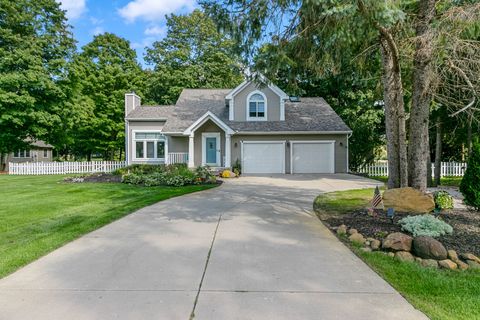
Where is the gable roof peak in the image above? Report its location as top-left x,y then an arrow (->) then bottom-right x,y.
225,72 -> 288,100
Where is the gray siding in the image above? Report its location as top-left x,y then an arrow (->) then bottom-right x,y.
4,148 -> 53,171
230,134 -> 348,173
233,82 -> 281,121
193,120 -> 225,167
168,136 -> 188,153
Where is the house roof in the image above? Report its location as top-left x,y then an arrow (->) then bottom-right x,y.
125,105 -> 175,120
127,88 -> 351,133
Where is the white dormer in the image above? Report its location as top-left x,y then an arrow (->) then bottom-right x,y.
226,75 -> 288,121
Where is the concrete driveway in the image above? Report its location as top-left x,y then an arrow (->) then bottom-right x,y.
0,174 -> 428,320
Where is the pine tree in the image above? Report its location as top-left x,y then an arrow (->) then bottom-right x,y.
460,138 -> 480,210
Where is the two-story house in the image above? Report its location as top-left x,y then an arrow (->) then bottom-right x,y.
124,77 -> 351,174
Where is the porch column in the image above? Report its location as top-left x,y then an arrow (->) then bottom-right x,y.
225,134 -> 231,168
188,134 -> 195,168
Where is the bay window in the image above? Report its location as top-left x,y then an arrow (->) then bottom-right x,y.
134,132 -> 166,161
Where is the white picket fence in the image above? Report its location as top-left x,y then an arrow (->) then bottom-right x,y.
358,161 -> 467,177
8,161 -> 127,175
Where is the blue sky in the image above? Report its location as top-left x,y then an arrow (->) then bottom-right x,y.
57,0 -> 198,66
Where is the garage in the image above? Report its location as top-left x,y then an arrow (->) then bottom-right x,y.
291,141 -> 335,174
242,141 -> 285,174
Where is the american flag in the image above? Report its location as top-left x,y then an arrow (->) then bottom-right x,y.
370,186 -> 383,208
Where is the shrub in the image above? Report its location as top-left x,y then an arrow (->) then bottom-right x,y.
113,164 -> 165,176
121,165 -> 214,187
433,191 -> 454,210
398,214 -> 453,238
232,159 -> 241,175
460,139 -> 480,210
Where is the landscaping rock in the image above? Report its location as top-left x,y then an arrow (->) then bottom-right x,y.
349,233 -> 365,245
337,224 -> 347,235
456,260 -> 469,270
438,259 -> 457,270
420,259 -> 438,268
466,260 -> 480,270
415,257 -> 422,263
382,232 -> 413,252
370,239 -> 381,250
460,253 -> 480,264
395,251 -> 415,262
412,236 -> 447,260
383,187 -> 435,213
447,249 -> 459,262
348,228 -> 358,235
387,252 -> 395,258
361,247 -> 372,253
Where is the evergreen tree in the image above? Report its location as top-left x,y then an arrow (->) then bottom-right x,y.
460,138 -> 480,210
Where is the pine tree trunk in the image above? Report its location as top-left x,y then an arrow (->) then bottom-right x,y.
0,153 -> 5,171
408,0 -> 436,192
434,117 -> 442,186
467,114 -> 473,157
380,37 -> 408,189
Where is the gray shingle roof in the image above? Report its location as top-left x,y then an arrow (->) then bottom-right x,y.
126,105 -> 175,119
127,89 -> 351,133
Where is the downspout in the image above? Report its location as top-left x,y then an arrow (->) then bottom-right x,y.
125,119 -> 129,165
346,133 -> 352,173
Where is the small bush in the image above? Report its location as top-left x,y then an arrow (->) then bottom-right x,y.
232,159 -> 241,175
460,139 -> 480,210
121,165 -> 214,187
433,191 -> 454,210
113,164 -> 165,176
398,214 -> 453,238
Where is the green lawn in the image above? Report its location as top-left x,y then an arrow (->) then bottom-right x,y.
368,175 -> 463,187
314,188 -> 480,320
0,175 -> 216,278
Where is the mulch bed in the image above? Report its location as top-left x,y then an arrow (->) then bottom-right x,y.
321,208 -> 480,257
64,173 -> 122,183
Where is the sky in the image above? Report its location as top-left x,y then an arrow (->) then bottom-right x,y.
57,0 -> 199,66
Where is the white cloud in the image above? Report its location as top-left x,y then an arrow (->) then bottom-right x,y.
91,26 -> 105,36
118,0 -> 196,23
144,25 -> 166,37
56,0 -> 87,20
131,37 -> 155,50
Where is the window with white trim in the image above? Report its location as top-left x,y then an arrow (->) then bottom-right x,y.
248,93 -> 266,120
13,150 -> 31,158
134,132 -> 165,160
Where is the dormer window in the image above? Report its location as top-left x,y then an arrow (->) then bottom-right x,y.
247,91 -> 267,121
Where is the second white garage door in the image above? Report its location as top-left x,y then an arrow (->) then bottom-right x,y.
242,141 -> 285,174
291,141 -> 335,173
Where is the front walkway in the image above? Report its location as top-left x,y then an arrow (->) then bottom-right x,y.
0,174 -> 428,320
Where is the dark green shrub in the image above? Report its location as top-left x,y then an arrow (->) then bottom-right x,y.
121,165 -> 214,187
460,139 -> 480,210
113,164 -> 165,176
433,191 -> 454,210
232,159 -> 241,175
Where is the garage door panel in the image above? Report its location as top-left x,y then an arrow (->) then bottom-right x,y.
243,142 -> 285,174
292,142 -> 334,174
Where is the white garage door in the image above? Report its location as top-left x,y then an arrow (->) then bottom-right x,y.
242,142 -> 285,174
291,141 -> 335,173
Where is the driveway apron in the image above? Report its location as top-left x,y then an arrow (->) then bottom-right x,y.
0,174 -> 428,320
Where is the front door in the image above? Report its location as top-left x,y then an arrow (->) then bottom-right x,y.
206,137 -> 217,164
202,133 -> 220,166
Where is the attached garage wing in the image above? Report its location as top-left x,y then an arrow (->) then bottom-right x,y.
242,141 -> 285,174
291,141 -> 335,174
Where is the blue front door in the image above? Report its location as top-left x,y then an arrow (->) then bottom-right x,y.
206,137 -> 217,164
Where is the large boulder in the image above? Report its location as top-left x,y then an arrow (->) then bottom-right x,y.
412,236 -> 448,260
382,232 -> 413,252
383,187 -> 435,213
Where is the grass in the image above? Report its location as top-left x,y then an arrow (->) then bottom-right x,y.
368,175 -> 463,187
313,188 -> 374,216
315,188 -> 480,320
0,175 -> 216,278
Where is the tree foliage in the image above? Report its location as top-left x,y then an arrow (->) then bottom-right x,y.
0,0 -> 74,160
460,138 -> 480,210
67,33 -> 144,159
144,9 -> 243,104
